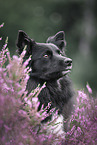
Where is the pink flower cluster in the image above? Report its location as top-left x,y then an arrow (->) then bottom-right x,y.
64,86 -> 97,144
0,23 -> 4,41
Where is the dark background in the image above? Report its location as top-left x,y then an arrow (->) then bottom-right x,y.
0,0 -> 97,93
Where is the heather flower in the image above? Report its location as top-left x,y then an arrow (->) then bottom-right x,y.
64,86 -> 97,145
0,45 -> 8,67
86,83 -> 92,94
0,23 -> 4,28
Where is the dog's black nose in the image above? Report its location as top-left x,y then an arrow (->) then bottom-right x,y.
65,58 -> 72,66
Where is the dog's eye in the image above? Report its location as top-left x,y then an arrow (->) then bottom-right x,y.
43,54 -> 49,58
43,50 -> 52,58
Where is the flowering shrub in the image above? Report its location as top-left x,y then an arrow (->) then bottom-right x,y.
1,24 -> 97,145
64,85 -> 97,145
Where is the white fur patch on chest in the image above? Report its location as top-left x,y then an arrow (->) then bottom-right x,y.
47,114 -> 65,137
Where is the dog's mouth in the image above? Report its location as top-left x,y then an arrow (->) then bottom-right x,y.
60,58 -> 72,76
62,65 -> 72,76
45,64 -> 72,79
30,62 -> 72,80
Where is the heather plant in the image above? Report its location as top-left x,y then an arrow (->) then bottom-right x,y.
64,84 -> 97,145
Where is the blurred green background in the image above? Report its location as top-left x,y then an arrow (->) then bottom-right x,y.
0,0 -> 97,93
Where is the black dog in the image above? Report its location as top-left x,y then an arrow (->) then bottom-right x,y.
16,30 -> 74,131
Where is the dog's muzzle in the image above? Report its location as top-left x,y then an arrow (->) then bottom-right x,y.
62,58 -> 72,75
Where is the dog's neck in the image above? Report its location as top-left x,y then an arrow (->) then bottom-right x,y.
27,75 -> 63,92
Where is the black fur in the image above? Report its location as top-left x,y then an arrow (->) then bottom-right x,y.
16,30 -> 74,131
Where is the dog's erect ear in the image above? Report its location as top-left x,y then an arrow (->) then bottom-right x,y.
16,30 -> 35,55
46,31 -> 66,51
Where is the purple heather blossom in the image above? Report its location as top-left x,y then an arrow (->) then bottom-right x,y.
3,43 -> 7,49
0,37 -> 2,41
0,23 -> 4,28
64,85 -> 97,145
86,83 -> 92,94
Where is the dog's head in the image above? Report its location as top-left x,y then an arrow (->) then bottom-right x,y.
16,31 -> 72,80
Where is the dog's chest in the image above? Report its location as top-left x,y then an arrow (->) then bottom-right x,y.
46,78 -> 64,97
